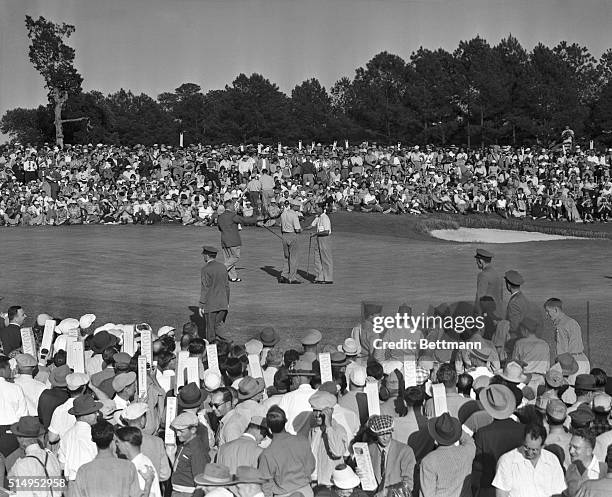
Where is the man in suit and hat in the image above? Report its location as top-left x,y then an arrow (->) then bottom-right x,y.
199,246 -> 230,343
503,270 -> 540,355
474,249 -> 504,316
8,416 -> 63,489
362,414 -> 415,497
278,199 -> 302,284
419,413 -> 475,497
194,463 -> 235,497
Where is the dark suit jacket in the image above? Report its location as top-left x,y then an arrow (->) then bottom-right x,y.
217,211 -> 243,248
505,291 -> 530,335
475,265 -> 504,315
0,323 -> 22,355
200,260 -> 230,312
472,418 -> 524,493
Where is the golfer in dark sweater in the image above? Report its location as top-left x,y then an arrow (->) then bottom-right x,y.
217,200 -> 258,282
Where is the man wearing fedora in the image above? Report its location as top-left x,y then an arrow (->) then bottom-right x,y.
193,463 -> 235,497
176,382 -> 214,454
38,365 -> 71,430
48,372 -> 90,445
471,384 -> 523,497
474,249 -> 503,316
217,415 -> 268,474
58,394 -> 103,483
199,246 -> 230,343
420,413 -> 475,497
503,270 -> 539,342
7,416 -> 62,493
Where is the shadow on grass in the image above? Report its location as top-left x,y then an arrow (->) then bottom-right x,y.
260,266 -> 282,280
297,269 -> 316,282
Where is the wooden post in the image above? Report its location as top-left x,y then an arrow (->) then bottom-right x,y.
586,301 -> 591,359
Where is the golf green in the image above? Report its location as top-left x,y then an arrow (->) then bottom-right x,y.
2,213 -> 611,370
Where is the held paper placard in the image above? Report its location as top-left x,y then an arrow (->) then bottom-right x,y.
248,354 -> 263,379
138,356 -> 148,398
175,351 -> 189,393
140,330 -> 152,365
352,442 -> 377,491
67,340 -> 85,373
365,381 -> 380,416
164,397 -> 177,444
432,383 -> 448,415
403,359 -> 417,387
40,320 -> 55,364
206,344 -> 219,372
20,328 -> 36,357
319,353 -> 333,384
186,357 -> 200,384
122,326 -> 135,356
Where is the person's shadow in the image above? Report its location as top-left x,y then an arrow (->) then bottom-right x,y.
260,266 -> 282,279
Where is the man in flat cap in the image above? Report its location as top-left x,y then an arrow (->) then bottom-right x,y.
199,246 -> 230,343
474,249 -> 503,315
278,199 -> 302,284
504,270 -> 530,338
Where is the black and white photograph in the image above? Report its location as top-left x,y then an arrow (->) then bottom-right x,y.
1,0 -> 612,496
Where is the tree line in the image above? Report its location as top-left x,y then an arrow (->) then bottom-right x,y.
4,17 -> 612,148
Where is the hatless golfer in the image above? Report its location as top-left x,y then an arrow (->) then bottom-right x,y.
217,200 -> 259,282
278,200 -> 302,284
306,204 -> 333,284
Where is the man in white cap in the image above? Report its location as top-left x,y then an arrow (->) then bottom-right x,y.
13,353 -> 48,416
48,372 -> 89,444
338,366 -> 369,426
122,402 -> 171,483
170,411 -> 210,496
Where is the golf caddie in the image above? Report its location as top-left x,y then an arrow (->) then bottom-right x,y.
199,246 -> 230,343
307,204 -> 333,284
278,199 -> 302,284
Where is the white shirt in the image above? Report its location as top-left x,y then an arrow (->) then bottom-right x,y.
132,452 -> 162,497
492,447 -> 566,497
310,213 -> 332,234
595,430 -> 612,463
156,369 -> 175,393
48,398 -> 76,439
58,421 -> 97,480
0,377 -> 28,424
8,444 -> 63,497
13,374 -> 48,416
277,384 -> 315,434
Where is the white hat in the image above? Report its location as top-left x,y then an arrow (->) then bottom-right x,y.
53,335 -> 68,352
36,314 -> 53,327
93,323 -> 116,335
382,360 -> 403,375
122,402 -> 148,420
79,314 -> 96,329
56,318 -> 80,335
157,326 -> 176,338
66,372 -> 90,390
350,366 -> 367,387
331,464 -> 360,490
203,369 -> 222,391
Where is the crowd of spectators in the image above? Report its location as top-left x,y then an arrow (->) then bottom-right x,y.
0,287 -> 611,496
2,140 -> 612,227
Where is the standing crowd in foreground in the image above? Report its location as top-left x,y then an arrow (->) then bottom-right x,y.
2,140 -> 612,229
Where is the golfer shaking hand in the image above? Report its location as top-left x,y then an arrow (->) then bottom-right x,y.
306,203 -> 333,284
278,199 -> 302,284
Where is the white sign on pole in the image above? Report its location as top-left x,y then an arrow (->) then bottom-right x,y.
352,443 -> 378,491
206,344 -> 219,372
164,397 -> 177,444
365,381 -> 380,416
345,139 -> 349,149
67,341 -> 85,373
140,330 -> 152,365
319,353 -> 333,384
185,357 -> 200,384
298,141 -> 302,151
278,142 -> 282,154
247,354 -> 263,379
179,132 -> 184,147
432,383 -> 448,415
332,141 -> 337,151
138,356 -> 148,398
40,320 -> 55,364
122,326 -> 135,356
257,143 -> 262,154
20,328 -> 36,357
590,140 -> 594,150
403,359 -> 417,387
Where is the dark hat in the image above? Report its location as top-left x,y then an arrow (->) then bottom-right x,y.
178,382 -> 207,409
361,301 -> 384,321
91,330 -> 119,354
202,245 -> 218,256
272,368 -> 291,393
330,351 -> 349,367
575,374 -> 598,391
49,365 -> 71,388
427,413 -> 462,446
504,270 -> 524,286
113,352 -> 132,366
68,394 -> 103,417
569,404 -> 595,427
475,248 -> 493,261
9,416 -> 46,438
259,327 -> 280,347
237,376 -> 265,400
555,354 -> 579,377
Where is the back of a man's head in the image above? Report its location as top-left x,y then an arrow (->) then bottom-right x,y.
91,420 -> 115,450
115,426 -> 143,448
266,406 -> 287,434
437,363 -> 457,389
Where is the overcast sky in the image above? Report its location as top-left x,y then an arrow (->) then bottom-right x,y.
2,0 -> 612,139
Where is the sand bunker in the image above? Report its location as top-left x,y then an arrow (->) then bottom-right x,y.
430,227 -> 588,243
